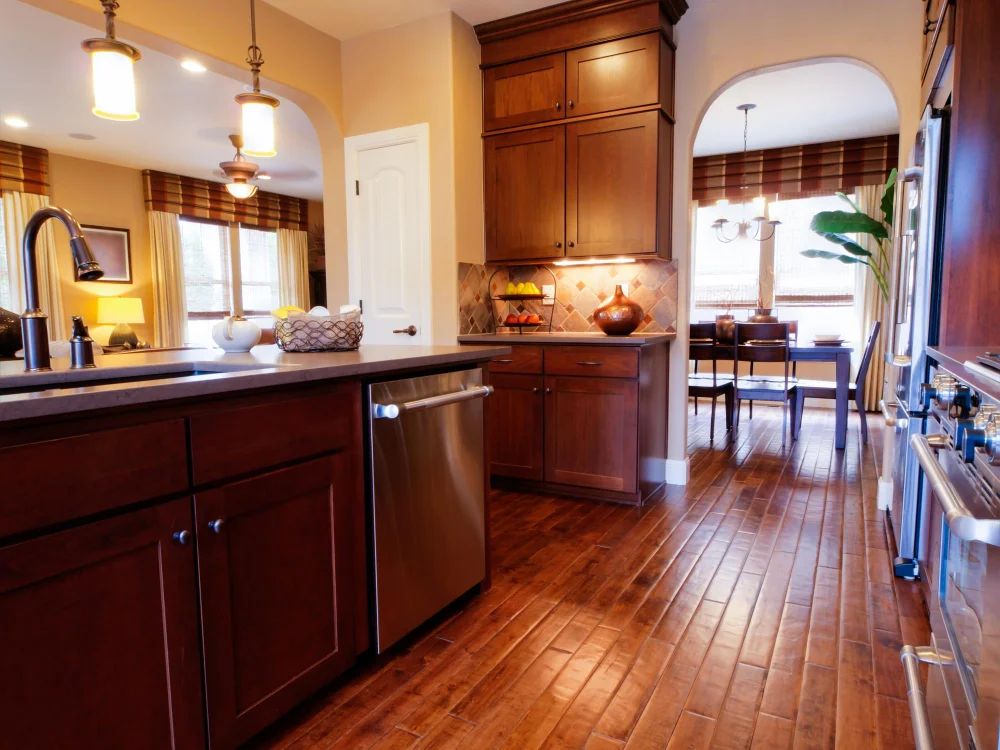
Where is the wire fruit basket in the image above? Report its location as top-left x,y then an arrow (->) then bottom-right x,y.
273,312 -> 364,352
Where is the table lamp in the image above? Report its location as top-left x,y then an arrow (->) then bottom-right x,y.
97,296 -> 145,347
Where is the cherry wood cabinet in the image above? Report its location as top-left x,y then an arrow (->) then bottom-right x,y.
478,340 -> 669,505
0,498 -> 205,749
485,126 -> 566,262
566,33 -> 661,117
195,454 -> 357,750
477,1 -> 684,263
566,111 -> 661,257
484,53 -> 566,131
487,373 -> 545,480
544,375 -> 639,492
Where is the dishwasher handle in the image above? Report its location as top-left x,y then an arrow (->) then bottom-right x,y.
373,385 -> 493,419
911,433 -> 1000,545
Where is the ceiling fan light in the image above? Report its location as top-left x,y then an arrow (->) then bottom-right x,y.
226,180 -> 258,200
236,93 -> 279,157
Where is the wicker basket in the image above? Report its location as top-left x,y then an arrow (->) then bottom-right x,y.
273,314 -> 364,352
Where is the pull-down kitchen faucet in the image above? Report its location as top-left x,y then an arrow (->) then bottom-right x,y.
20,206 -> 103,372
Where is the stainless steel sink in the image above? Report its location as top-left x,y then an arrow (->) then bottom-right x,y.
0,361 -> 279,396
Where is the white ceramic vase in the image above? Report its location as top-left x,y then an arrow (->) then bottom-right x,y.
211,315 -> 261,353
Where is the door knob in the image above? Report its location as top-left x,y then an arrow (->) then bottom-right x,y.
208,519 -> 225,534
173,530 -> 192,546
393,325 -> 418,336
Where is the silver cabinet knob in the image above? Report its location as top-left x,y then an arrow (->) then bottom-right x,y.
208,519 -> 225,534
173,530 -> 192,546
393,325 -> 418,336
532,387 -> 540,394
545,388 -> 552,394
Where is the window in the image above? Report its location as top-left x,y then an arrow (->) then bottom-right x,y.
238,226 -> 279,316
179,218 -> 282,347
0,199 -> 9,310
692,202 -> 760,309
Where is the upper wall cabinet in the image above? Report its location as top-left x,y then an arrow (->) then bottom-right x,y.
476,0 -> 687,263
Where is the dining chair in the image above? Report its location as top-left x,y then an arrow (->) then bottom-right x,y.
793,321 -> 881,443
733,322 -> 798,445
745,319 -> 798,419
688,322 -> 734,440
691,320 -> 719,415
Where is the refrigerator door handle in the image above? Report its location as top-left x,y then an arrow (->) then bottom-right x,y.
900,646 -> 935,750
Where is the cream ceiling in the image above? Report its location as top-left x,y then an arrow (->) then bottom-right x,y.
264,0 -> 560,40
0,0 -> 323,199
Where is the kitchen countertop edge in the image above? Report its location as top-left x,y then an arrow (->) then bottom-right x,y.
0,344 -> 512,424
457,332 -> 675,346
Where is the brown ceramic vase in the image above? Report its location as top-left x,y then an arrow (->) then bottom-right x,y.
593,285 -> 643,335
715,314 -> 736,343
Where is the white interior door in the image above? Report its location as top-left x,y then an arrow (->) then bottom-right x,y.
346,125 -> 431,345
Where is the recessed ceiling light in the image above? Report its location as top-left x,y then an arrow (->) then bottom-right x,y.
181,59 -> 206,73
3,116 -> 28,129
68,132 -> 97,140
257,172 -> 271,180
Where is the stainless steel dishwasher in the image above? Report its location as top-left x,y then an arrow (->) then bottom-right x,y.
368,369 -> 491,653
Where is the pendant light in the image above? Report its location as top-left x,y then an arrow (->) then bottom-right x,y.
81,0 -> 141,121
220,135 -> 259,200
235,0 -> 279,157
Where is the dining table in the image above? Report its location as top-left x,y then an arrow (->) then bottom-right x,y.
710,341 -> 855,450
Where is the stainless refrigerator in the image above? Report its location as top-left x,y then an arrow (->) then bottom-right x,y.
883,104 -> 949,579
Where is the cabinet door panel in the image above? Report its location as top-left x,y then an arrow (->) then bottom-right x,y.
544,376 -> 638,492
196,455 -> 356,750
489,373 -> 545,480
485,126 -> 566,262
567,111 -> 660,257
484,54 -> 565,131
566,33 -> 660,117
0,499 -> 205,750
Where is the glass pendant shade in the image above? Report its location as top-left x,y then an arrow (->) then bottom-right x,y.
236,93 -> 279,157
81,38 -> 141,121
226,181 -> 258,200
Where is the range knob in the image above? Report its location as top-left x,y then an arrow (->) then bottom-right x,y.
921,375 -> 956,409
975,403 -> 999,429
985,419 -> 1000,465
962,425 -> 986,463
952,384 -> 975,416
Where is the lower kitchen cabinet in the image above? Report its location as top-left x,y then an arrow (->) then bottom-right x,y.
195,453 -> 357,750
0,498 -> 205,749
544,375 -> 639,492
488,372 -> 545,480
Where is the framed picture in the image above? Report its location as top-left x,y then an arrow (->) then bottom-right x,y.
77,225 -> 131,283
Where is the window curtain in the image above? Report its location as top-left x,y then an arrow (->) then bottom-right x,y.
148,210 -> 188,347
2,190 -> 67,340
853,184 -> 890,412
277,228 -> 310,310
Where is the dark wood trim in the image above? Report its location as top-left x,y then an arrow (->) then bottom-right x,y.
474,0 -> 688,44
491,474 -> 643,505
481,103 -> 674,138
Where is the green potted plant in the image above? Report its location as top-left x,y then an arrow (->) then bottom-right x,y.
800,168 -> 896,304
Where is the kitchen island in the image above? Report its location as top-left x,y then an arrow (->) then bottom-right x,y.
459,331 -> 674,505
0,343 -> 508,750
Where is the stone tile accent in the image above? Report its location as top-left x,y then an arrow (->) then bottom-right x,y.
457,259 -> 678,335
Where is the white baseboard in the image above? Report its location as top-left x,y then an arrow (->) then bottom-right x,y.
665,458 -> 690,486
877,478 -> 893,511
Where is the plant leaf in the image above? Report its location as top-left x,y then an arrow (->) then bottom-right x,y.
800,249 -> 866,265
812,231 -> 872,257
881,167 -> 898,226
836,191 -> 864,214
811,210 -> 888,239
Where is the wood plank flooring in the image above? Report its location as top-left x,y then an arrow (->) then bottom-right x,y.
248,404 -> 928,749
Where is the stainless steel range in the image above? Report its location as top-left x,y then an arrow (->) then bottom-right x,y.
904,361 -> 1000,749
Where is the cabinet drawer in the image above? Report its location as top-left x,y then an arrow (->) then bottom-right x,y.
0,419 -> 188,539
488,346 -> 543,374
544,346 -> 639,378
189,385 -> 359,486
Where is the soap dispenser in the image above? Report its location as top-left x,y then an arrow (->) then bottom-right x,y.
69,316 -> 96,369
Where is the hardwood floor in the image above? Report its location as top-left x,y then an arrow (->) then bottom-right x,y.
248,404 -> 928,749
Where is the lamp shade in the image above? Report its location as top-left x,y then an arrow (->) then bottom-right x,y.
236,92 -> 279,158
97,296 -> 145,324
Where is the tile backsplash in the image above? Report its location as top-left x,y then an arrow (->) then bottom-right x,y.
458,259 -> 678,335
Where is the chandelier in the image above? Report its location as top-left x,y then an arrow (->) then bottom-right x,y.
712,104 -> 781,243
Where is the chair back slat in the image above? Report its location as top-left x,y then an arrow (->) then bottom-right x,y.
734,322 -> 791,364
689,322 -> 716,362
854,320 -> 882,390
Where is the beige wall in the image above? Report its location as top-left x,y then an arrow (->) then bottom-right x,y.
48,153 -> 153,346
666,0 -> 925,472
341,12 -> 482,343
27,0 -> 348,304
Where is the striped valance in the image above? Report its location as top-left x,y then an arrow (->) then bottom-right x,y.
693,133 -> 899,202
142,169 -> 307,232
0,140 -> 49,196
